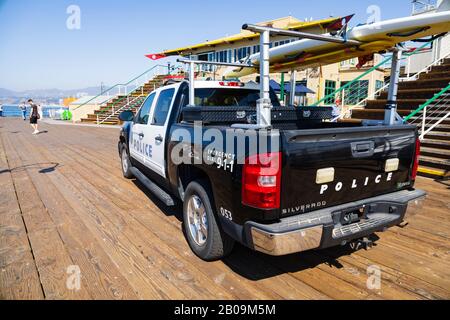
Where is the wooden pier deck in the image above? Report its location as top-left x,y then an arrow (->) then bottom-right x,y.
1,118 -> 449,300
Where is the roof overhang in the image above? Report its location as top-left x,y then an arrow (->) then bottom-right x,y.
161,16 -> 351,57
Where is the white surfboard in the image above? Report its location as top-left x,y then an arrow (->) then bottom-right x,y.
223,10 -> 450,78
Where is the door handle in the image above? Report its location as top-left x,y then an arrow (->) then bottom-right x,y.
351,141 -> 375,158
155,135 -> 163,143
138,132 -> 145,139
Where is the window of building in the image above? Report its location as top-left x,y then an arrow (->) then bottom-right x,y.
341,80 -> 369,105
375,80 -> 385,92
324,80 -> 337,105
235,47 -> 251,61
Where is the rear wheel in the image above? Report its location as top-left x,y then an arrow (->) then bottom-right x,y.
183,181 -> 234,261
120,145 -> 133,179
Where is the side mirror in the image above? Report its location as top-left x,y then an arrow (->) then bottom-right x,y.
119,110 -> 134,122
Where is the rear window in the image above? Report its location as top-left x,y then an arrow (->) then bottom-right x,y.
194,88 -> 280,107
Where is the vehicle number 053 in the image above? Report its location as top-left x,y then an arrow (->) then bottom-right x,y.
220,207 -> 233,221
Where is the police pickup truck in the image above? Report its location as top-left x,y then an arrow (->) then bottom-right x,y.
118,79 -> 425,261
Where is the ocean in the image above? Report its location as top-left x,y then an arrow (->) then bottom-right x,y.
0,105 -> 69,118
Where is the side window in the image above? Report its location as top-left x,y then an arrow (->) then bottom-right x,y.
152,88 -> 175,126
135,93 -> 156,124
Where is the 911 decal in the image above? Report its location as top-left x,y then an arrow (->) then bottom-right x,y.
206,149 -> 236,173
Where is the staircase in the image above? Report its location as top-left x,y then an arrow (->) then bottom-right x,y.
350,58 -> 450,179
80,75 -> 167,125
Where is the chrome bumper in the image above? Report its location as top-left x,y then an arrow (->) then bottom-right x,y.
250,225 -> 323,256
246,189 -> 426,256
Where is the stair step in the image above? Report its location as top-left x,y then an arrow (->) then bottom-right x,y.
425,131 -> 450,141
421,138 -> 450,150
408,117 -> 450,125
421,147 -> 450,159
397,77 -> 450,90
419,155 -> 450,170
417,165 -> 449,179
352,109 -> 449,121
419,71 -> 450,80
423,124 -> 450,133
428,64 -> 450,72
365,99 -> 450,110
377,87 -> 443,99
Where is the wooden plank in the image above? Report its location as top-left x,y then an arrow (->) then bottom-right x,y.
1,119 -> 449,300
1,131 -> 91,300
322,247 -> 450,300
13,132 -> 176,299
0,131 -> 44,300
45,138 -> 286,300
10,134 -> 139,300
57,135 -> 329,300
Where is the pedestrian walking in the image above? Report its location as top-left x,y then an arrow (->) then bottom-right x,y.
28,99 -> 40,135
19,102 -> 27,120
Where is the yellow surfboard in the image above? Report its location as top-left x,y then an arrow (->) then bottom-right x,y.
223,11 -> 450,78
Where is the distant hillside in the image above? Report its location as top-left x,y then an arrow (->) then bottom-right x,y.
0,86 -> 121,98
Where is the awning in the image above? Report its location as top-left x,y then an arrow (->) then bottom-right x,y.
270,80 -> 315,95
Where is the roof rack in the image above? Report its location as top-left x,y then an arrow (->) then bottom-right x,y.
177,22 -> 402,128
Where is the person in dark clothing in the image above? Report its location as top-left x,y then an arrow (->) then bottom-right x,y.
28,99 -> 40,134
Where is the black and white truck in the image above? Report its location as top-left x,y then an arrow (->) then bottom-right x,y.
117,78 -> 425,261
117,24 -> 425,261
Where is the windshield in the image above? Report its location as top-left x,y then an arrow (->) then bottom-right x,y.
194,88 -> 280,107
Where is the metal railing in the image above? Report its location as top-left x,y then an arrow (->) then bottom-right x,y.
402,47 -> 450,81
318,40 -> 440,121
412,0 -> 438,15
97,93 -> 146,125
73,64 -> 171,112
404,82 -> 450,140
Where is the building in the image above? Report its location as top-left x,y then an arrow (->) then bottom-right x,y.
407,0 -> 450,74
162,16 -> 387,106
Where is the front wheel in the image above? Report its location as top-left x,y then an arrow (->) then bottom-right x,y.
183,181 -> 235,261
120,145 -> 134,179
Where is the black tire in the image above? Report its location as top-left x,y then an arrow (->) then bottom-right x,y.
183,181 -> 235,261
120,144 -> 134,179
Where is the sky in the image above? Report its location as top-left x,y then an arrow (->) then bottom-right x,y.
0,0 -> 415,91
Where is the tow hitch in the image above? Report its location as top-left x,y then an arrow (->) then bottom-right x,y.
349,237 -> 374,251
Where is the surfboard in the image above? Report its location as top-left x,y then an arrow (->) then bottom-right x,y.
223,10 -> 450,79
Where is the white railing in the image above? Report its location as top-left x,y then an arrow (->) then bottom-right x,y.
402,48 -> 450,81
73,64 -> 170,114
97,93 -> 146,125
333,49 -> 450,122
412,0 -> 437,15
409,91 -> 450,140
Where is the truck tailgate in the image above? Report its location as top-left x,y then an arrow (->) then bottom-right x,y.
280,125 -> 418,216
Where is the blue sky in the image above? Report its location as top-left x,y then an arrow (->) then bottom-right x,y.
0,0 -> 413,91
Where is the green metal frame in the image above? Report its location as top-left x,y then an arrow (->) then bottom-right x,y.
312,41 -> 433,107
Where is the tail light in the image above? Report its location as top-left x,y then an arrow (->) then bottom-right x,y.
242,152 -> 282,209
411,139 -> 421,181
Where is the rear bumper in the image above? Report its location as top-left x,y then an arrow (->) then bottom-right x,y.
244,189 -> 426,256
